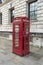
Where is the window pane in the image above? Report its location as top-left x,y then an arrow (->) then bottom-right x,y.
30,11 -> 34,20
14,25 -> 19,49
35,11 -> 37,19
10,8 -> 14,23
15,27 -> 19,33
26,24 -> 29,50
34,2 -> 37,6
30,11 -> 34,16
30,15 -> 34,20
30,3 -> 34,8
26,24 -> 29,34
30,3 -> 34,11
30,7 -> 34,11
12,10 -> 14,17
34,2 -> 37,10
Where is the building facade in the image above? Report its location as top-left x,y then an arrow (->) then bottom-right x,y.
0,0 -> 43,47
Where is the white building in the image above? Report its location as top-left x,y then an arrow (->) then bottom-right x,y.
0,0 -> 43,47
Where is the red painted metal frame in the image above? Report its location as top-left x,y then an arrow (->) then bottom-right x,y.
12,17 -> 30,56
12,22 -> 23,55
24,22 -> 30,55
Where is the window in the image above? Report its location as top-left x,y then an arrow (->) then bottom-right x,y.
29,1 -> 37,22
10,7 -> 14,23
0,13 -> 2,24
0,0 -> 2,3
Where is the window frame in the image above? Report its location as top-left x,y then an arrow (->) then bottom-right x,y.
9,7 -> 14,23
28,0 -> 37,21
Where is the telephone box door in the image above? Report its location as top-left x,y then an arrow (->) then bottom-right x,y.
24,22 -> 30,55
12,22 -> 23,55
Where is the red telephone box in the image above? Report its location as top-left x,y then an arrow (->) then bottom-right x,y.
12,17 -> 30,56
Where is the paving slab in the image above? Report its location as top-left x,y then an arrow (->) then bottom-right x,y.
0,38 -> 43,65
38,57 -> 43,65
0,50 -> 43,65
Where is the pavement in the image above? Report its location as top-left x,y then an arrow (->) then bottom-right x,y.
0,46 -> 43,65
0,37 -> 43,65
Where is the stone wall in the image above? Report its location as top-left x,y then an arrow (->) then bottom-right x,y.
0,0 -> 43,47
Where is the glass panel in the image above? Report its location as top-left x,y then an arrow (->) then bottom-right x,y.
30,11 -> 34,20
34,2 -> 37,7
26,34 -> 29,50
10,8 -> 14,23
15,27 -> 19,33
15,33 -> 19,38
26,25 -> 29,34
35,6 -> 37,10
15,38 -> 19,41
15,41 -> 19,48
12,10 -> 14,17
30,3 -> 34,11
30,11 -> 37,20
30,3 -> 34,8
26,24 -> 29,50
15,25 -> 19,27
30,7 -> 34,11
35,11 -> 37,19
14,25 -> 19,49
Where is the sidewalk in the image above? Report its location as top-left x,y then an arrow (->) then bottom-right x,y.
0,37 -> 43,65
0,46 -> 43,65
30,46 -> 43,57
